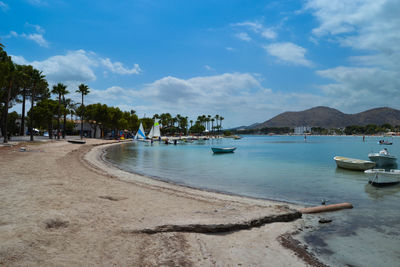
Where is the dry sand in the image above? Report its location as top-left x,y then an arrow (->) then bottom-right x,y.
0,139 -> 324,266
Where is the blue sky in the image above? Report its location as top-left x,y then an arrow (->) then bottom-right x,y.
1,0 -> 399,128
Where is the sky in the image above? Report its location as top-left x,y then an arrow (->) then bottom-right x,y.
1,0 -> 399,128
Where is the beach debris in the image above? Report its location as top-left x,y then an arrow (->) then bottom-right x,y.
19,147 -> 26,152
44,218 -> 69,229
122,210 -> 302,234
99,195 -> 127,201
318,218 -> 332,224
300,202 -> 353,214
278,233 -> 329,267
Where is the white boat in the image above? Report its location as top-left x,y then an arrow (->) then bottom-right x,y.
147,119 -> 161,140
134,122 -> 148,142
368,149 -> 397,167
365,169 -> 400,186
333,156 -> 375,171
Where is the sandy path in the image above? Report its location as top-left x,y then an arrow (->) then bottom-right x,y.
0,139 -> 317,266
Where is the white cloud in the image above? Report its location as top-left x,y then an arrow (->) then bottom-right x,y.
13,50 -> 97,83
235,32 -> 251,42
86,73 -> 331,127
0,1 -> 9,11
22,33 -> 49,47
204,65 -> 214,71
12,50 -> 141,85
233,21 -> 277,40
261,29 -> 277,40
305,0 -> 400,112
101,58 -> 141,75
264,42 -> 313,66
25,23 -> 45,34
315,66 -> 400,111
27,0 -> 47,6
305,0 -> 400,64
5,24 -> 49,47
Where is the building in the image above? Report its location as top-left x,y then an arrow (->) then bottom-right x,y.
294,126 -> 312,135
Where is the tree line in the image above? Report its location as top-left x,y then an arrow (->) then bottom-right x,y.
232,124 -> 399,135
0,43 -> 226,142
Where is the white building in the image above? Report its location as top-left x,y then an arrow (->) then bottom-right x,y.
294,126 -> 312,135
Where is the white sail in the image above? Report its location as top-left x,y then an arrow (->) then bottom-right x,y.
134,122 -> 146,140
147,119 -> 161,139
148,125 -> 154,139
153,119 -> 161,138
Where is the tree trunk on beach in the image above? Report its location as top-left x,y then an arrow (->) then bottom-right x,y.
20,87 -> 26,136
3,79 -> 13,143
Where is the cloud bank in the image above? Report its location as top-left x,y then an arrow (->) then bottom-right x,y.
12,50 -> 142,84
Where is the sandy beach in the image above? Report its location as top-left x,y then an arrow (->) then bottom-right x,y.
0,139 -> 323,266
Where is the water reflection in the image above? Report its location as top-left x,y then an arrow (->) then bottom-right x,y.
364,183 -> 400,199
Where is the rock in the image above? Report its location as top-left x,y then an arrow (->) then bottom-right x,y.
318,218 -> 332,224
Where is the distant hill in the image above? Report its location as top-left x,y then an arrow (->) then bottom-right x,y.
251,106 -> 400,129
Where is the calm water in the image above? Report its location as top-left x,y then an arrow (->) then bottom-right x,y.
105,135 -> 400,266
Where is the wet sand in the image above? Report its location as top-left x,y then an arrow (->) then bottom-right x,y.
0,139 -> 324,266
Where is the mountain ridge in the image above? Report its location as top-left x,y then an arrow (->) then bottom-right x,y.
249,106 -> 400,129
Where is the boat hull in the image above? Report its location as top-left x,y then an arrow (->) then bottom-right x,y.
334,156 -> 375,171
67,139 -> 86,144
368,153 -> 397,167
211,147 -> 236,153
365,169 -> 400,186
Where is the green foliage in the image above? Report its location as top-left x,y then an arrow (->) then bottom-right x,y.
30,99 -> 58,133
344,124 -> 393,135
223,130 -> 232,136
189,122 -> 205,134
6,111 -> 20,136
140,117 -> 154,132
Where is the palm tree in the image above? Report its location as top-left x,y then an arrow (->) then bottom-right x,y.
29,69 -> 47,141
211,118 -> 215,134
15,65 -> 31,136
51,83 -> 68,139
214,115 -> 220,134
62,98 -> 73,138
220,116 -> 224,132
2,59 -> 15,143
76,84 -> 90,139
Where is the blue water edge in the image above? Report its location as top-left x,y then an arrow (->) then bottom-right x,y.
105,135 -> 400,266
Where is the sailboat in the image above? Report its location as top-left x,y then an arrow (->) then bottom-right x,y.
133,122 -> 148,142
148,119 -> 161,140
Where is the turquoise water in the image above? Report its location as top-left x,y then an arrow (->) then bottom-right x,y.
105,135 -> 400,266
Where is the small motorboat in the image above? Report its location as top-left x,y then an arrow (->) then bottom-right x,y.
333,156 -> 375,171
378,140 -> 393,145
368,148 -> 397,167
365,169 -> 400,186
211,147 -> 236,154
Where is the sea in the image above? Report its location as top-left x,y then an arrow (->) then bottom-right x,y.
104,135 -> 400,267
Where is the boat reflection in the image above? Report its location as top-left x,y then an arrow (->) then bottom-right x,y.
364,183 -> 400,199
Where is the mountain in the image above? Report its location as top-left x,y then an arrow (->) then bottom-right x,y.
251,106 -> 400,129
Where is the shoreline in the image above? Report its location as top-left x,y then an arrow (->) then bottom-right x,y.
98,142 -> 308,207
0,139 -> 326,266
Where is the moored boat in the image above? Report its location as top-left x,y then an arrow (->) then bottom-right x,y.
365,169 -> 400,186
211,147 -> 236,154
378,140 -> 393,145
333,156 -> 375,171
67,139 -> 86,144
368,148 -> 397,167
